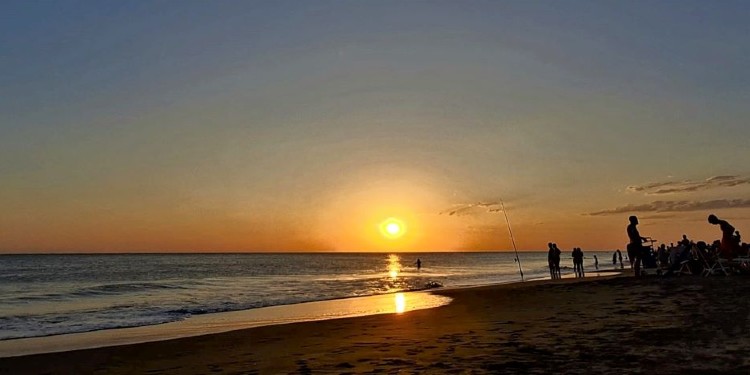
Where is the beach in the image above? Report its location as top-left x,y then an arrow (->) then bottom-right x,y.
3,274 -> 750,374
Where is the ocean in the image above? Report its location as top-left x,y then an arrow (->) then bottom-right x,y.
0,251 -> 619,341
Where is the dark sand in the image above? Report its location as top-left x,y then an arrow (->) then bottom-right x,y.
3,275 -> 750,374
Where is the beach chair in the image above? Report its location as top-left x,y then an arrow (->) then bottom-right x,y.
677,259 -> 693,275
697,249 -> 730,277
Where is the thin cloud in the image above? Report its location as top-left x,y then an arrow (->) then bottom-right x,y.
588,199 -> 750,216
627,175 -> 750,195
465,225 -> 503,233
440,201 -> 503,216
638,214 -> 677,220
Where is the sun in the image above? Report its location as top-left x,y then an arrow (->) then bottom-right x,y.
386,223 -> 401,235
379,217 -> 406,239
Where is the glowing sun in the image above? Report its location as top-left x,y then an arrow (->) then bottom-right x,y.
379,217 -> 406,239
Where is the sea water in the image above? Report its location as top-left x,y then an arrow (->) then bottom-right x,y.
0,251 -> 619,340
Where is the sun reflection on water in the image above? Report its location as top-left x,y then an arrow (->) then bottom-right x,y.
387,254 -> 401,279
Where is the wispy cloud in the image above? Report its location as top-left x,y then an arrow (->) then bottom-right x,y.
638,214 -> 677,220
588,199 -> 750,216
440,202 -> 503,216
627,175 -> 750,195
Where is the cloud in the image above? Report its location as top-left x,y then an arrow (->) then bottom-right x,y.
588,199 -> 750,216
627,175 -> 750,195
439,201 -> 503,216
465,225 -> 503,233
638,214 -> 677,220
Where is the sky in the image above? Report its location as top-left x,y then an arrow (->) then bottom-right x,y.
2,0 -> 749,252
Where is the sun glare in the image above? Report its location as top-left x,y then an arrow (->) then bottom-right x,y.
386,223 -> 400,235
379,218 -> 406,239
394,293 -> 406,313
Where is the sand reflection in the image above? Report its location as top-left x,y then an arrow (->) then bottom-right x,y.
394,293 -> 406,313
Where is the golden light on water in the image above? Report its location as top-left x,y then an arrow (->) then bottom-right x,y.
387,254 -> 401,279
394,293 -> 406,313
379,217 -> 406,240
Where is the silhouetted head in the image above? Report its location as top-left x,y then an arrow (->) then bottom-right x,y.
629,216 -> 638,225
548,242 -> 553,248
708,214 -> 719,224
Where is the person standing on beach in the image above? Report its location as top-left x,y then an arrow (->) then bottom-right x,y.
553,243 -> 562,279
572,247 -> 584,277
627,216 -> 649,277
617,249 -> 623,269
548,243 -> 557,279
708,214 -> 739,259
612,251 -> 617,266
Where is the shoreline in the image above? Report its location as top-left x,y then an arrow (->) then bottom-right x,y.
0,269 -> 623,359
0,290 -> 452,358
0,270 -> 622,359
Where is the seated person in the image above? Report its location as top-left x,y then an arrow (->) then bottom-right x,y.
656,244 -> 669,268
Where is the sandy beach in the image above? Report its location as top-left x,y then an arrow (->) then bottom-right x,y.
3,274 -> 750,374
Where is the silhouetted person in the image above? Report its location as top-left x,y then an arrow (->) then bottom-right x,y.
627,216 -> 649,277
617,249 -> 623,269
547,243 -> 557,279
708,214 -> 738,259
656,244 -> 669,269
612,251 -> 617,266
572,247 -> 584,277
415,258 -> 422,270
680,234 -> 690,248
593,255 -> 599,270
553,243 -> 562,279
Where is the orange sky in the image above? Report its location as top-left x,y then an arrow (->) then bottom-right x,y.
2,2 -> 749,253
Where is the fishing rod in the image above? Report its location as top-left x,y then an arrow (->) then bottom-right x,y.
500,199 -> 524,281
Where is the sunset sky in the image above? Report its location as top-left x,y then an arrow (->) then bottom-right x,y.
2,1 -> 749,252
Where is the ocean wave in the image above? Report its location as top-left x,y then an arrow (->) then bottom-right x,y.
71,282 -> 187,297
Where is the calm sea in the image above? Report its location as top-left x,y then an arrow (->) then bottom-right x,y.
0,251 -> 617,340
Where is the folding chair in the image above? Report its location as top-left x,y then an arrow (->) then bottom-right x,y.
678,259 -> 693,275
698,250 -> 730,276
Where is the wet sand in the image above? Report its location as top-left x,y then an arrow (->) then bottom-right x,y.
3,275 -> 750,374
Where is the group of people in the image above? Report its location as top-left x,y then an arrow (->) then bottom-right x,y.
545,213 -> 746,280
612,249 -> 624,269
547,244 -> 588,279
546,243 -> 562,279
626,213 -> 748,277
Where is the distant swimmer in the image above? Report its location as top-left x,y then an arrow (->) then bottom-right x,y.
415,258 -> 422,270
594,255 -> 599,270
